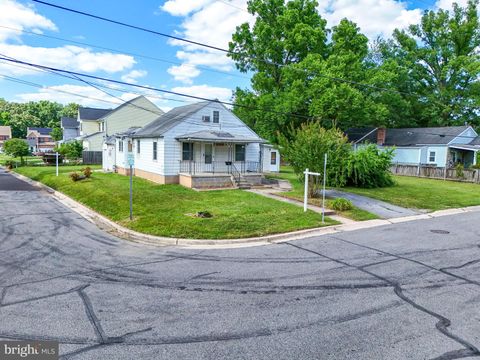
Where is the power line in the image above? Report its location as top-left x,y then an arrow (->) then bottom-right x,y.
0,25 -> 249,80
30,0 -> 419,97
215,0 -> 251,13
0,55 -> 313,120
31,0 -> 230,54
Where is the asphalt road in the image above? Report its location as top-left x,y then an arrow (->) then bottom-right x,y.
1,169 -> 480,359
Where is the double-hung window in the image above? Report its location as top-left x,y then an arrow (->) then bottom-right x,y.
213,111 -> 220,124
271,151 -> 277,165
118,141 -> 123,152
137,140 -> 141,154
429,151 -> 436,163
153,141 -> 157,160
182,143 -> 193,161
235,144 -> 245,162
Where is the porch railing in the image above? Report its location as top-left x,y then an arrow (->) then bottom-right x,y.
179,160 -> 260,175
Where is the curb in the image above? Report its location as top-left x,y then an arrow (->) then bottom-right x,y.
8,170 -> 480,249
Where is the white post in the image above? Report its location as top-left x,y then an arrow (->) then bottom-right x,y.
303,168 -> 309,212
322,153 -> 327,223
56,152 -> 59,177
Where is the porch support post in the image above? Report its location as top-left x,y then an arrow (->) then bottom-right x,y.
474,150 -> 478,167
213,142 -> 215,175
259,144 -> 263,173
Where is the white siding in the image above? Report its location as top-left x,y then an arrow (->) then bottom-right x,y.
391,147 -> 422,165
133,138 -> 165,174
83,132 -> 104,151
162,102 -> 262,175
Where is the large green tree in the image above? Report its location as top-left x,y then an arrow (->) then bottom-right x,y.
381,0 -> 480,127
229,1 -> 393,141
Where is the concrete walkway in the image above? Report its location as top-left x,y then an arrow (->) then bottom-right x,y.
325,189 -> 420,219
248,189 -> 357,224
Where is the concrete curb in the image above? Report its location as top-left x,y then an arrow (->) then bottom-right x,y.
8,170 -> 480,249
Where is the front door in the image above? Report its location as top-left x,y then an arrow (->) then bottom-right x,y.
204,143 -> 213,165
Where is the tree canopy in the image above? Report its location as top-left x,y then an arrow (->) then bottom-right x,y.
0,99 -> 78,138
229,0 -> 480,142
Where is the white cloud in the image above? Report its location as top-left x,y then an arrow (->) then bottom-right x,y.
0,44 -> 136,75
160,0 -> 214,16
167,63 -> 200,84
16,84 -> 139,107
434,0 -> 473,12
171,84 -> 232,102
317,0 -> 422,40
121,69 -> 147,83
0,0 -> 57,41
163,0 -> 253,83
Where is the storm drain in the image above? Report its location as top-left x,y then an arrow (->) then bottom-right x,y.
430,229 -> 450,234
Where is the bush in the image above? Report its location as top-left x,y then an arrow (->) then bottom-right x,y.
278,122 -> 351,188
346,144 -> 395,188
82,167 -> 92,178
54,140 -> 83,160
4,160 -> 15,169
331,198 -> 353,211
455,163 -> 465,179
70,172 -> 81,182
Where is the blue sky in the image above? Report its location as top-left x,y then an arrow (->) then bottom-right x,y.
0,0 -> 463,111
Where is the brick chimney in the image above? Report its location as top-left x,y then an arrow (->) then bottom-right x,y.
377,127 -> 386,146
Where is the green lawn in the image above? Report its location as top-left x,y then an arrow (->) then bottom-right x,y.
268,167 -> 378,221
344,175 -> 480,211
15,166 -> 337,239
0,153 -> 43,166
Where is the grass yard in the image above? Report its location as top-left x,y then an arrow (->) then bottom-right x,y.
15,166 -> 337,239
268,167 -> 378,221
344,175 -> 480,211
0,153 -> 43,166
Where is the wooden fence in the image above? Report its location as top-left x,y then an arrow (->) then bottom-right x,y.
391,164 -> 480,183
82,151 -> 102,165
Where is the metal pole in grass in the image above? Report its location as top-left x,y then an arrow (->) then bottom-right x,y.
322,153 -> 327,223
129,164 -> 133,221
56,152 -> 59,177
303,168 -> 309,212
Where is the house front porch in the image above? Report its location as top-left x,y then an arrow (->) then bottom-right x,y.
176,131 -> 267,189
178,160 -> 264,189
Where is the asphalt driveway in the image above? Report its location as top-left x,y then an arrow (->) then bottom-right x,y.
1,170 -> 480,359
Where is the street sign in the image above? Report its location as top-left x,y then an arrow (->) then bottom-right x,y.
127,152 -> 135,167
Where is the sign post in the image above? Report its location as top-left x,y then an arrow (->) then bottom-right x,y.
127,153 -> 135,221
322,153 -> 328,223
55,152 -> 59,177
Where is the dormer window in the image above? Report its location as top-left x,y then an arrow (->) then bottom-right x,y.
202,115 -> 211,122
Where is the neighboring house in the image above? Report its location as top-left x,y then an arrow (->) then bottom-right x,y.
60,117 -> 80,142
346,126 -> 480,168
104,100 -> 280,189
26,127 -> 55,153
0,125 -> 12,151
76,96 -> 163,153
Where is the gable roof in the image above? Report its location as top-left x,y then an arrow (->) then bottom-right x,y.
103,96 -> 164,120
132,101 -> 211,138
61,117 -> 79,129
27,127 -> 52,136
346,126 -> 472,146
0,125 -> 11,136
78,106 -> 111,121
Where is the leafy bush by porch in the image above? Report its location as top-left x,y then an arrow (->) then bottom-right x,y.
15,166 -> 336,239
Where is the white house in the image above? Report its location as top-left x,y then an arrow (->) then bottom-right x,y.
347,126 -> 480,168
105,100 -> 280,189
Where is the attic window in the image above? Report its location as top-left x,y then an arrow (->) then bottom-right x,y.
202,115 -> 211,123
213,111 -> 219,123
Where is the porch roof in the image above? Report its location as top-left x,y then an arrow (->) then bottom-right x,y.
448,144 -> 480,152
176,130 -> 266,144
